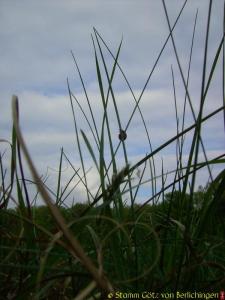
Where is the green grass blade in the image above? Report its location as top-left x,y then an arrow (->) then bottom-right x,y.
162,0 -> 213,195
67,79 -> 91,204
56,147 -> 63,205
223,1 -> 225,132
11,95 -> 114,293
129,105 -> 224,174
81,129 -> 99,173
71,51 -> 100,144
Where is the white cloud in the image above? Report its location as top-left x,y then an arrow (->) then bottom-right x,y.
0,1 -> 224,206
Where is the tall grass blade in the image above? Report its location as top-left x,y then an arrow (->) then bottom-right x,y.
162,0 -> 213,196
129,105 -> 224,174
71,51 -> 100,144
223,1 -> 225,132
11,95 -> 113,294
67,79 -> 91,204
189,0 -> 212,199
81,129 -> 99,173
56,147 -> 63,205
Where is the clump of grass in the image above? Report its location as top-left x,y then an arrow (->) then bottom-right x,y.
0,1 -> 225,298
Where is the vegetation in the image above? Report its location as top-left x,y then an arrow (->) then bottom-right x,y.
0,1 -> 225,299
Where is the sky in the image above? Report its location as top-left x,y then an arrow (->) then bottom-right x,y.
0,0 -> 224,206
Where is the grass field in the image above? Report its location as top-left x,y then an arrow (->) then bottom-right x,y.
0,1 -> 225,299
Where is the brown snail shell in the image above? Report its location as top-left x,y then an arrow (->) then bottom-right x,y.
118,130 -> 127,141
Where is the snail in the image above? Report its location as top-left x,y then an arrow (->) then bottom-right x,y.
118,129 -> 127,141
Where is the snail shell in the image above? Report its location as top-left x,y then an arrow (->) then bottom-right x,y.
118,130 -> 127,141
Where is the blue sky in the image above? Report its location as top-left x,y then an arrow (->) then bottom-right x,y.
0,1 -> 224,205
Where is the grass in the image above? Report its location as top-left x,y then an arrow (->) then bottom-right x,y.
0,1 -> 225,299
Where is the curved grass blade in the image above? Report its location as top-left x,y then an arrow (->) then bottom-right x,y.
11,95 -> 113,294
81,129 -> 99,173
67,79 -> 91,204
71,51 -> 100,145
56,147 -> 63,205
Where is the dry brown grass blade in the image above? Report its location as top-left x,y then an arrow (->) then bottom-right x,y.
11,95 -> 113,294
73,281 -> 97,300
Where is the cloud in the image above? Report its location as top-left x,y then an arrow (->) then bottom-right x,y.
0,1 -> 224,206
0,1 -> 223,91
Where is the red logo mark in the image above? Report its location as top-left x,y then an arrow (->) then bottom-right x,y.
220,291 -> 225,300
